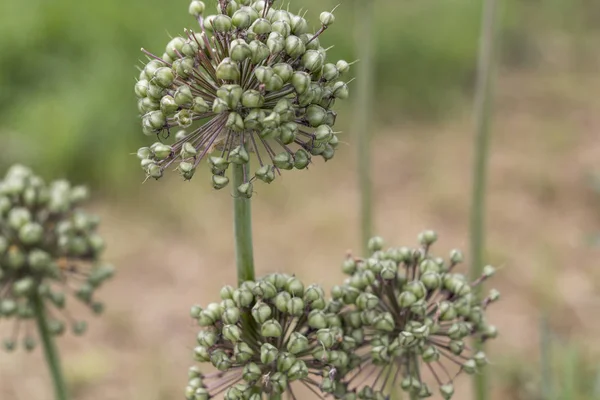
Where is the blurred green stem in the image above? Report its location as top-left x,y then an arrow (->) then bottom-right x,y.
33,293 -> 69,400
354,0 -> 375,255
540,313 -> 554,400
232,163 -> 255,285
470,0 -> 498,399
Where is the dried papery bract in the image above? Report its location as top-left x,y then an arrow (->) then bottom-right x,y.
0,165 -> 113,350
333,232 -> 499,399
186,274 -> 355,400
134,0 -> 351,197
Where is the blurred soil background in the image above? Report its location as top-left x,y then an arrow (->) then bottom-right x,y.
1,0 -> 600,399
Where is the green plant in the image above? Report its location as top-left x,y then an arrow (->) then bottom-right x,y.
0,165 -> 114,400
131,1 -> 500,399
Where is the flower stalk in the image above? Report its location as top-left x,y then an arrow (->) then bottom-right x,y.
33,292 -> 69,400
232,162 -> 255,285
469,0 -> 499,399
354,0 -> 375,255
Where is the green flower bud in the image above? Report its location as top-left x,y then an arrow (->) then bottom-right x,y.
440,384 -> 454,400
306,105 -> 327,127
8,207 -> 31,230
483,265 -> 496,278
229,145 -> 250,165
267,31 -> 285,53
210,349 -> 232,371
322,63 -> 339,81
449,249 -> 464,264
134,79 -> 149,98
249,40 -> 270,64
232,10 -> 252,29
422,345 -> 440,362
261,319 -> 283,337
277,352 -> 296,373
286,332 -> 309,355
241,90 -> 264,108
243,362 -> 262,382
320,11 -> 335,26
18,223 -> 43,245
398,331 -> 418,347
216,58 -> 241,81
290,15 -> 309,35
165,37 -> 186,59
260,342 -> 279,364
197,329 -> 217,347
287,297 -> 305,316
174,54 -> 193,76
449,340 -> 464,355
439,301 -> 457,321
373,312 -> 395,332
189,0 -> 205,16
250,18 -> 272,34
226,112 -> 245,132
272,20 -> 291,37
287,359 -> 308,380
284,35 -> 305,58
397,291 -> 418,308
251,301 -> 272,324
302,50 -> 324,72
332,81 -> 349,100
212,175 -> 230,190
418,230 -> 438,246
356,293 -> 379,311
285,277 -> 304,296
223,324 -> 242,342
274,291 -> 291,312
153,67 -> 175,88
174,85 -> 194,107
234,341 -> 254,363
336,60 -> 351,74
272,63 -> 293,82
212,14 -> 232,32
13,278 -> 35,296
292,149 -> 310,170
255,165 -> 275,183
222,307 -> 240,325
244,109 -> 265,130
317,329 -> 335,349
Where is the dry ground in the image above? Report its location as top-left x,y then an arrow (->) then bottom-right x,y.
1,62 -> 600,399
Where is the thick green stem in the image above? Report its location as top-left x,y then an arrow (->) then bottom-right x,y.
32,293 -> 69,400
232,163 -> 255,285
354,0 -> 375,255
469,0 -> 498,399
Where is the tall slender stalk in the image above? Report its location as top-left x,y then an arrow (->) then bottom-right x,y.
354,0 -> 375,255
32,292 -> 69,400
232,163 -> 255,285
469,0 -> 498,399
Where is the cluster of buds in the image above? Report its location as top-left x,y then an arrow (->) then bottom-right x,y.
333,232 -> 499,399
186,274 -> 356,400
0,165 -> 113,351
134,0 -> 350,197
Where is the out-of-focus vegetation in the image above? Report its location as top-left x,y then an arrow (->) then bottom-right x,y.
1,0 -> 598,189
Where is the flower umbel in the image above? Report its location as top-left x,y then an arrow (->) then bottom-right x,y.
186,274 -> 354,400
135,0 -> 350,196
334,232 -> 499,399
0,165 -> 113,351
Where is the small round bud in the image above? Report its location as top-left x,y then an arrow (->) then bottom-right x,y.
320,11 -> 335,26
188,1 -> 205,17
418,230 -> 438,246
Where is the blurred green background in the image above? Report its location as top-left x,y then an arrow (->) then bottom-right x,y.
1,0 -> 600,399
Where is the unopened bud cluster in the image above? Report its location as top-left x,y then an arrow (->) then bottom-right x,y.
186,274 -> 354,399
333,232 -> 499,399
0,165 -> 113,351
135,0 -> 350,197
